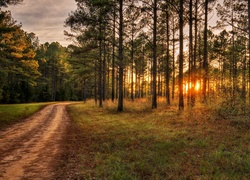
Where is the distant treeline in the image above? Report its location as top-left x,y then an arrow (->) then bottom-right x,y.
0,10 -> 83,103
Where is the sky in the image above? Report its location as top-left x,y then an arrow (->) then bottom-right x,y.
3,0 -> 77,46
3,0 -> 222,47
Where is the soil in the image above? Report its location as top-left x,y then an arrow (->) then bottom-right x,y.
0,103 -> 71,180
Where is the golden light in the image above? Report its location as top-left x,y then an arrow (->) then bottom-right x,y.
184,82 -> 201,93
195,82 -> 200,91
185,83 -> 189,93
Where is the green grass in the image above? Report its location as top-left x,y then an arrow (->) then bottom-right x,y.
0,102 -> 50,129
64,99 -> 250,179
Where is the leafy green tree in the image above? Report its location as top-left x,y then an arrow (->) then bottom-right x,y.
0,11 -> 40,103
35,42 -> 69,101
67,42 -> 97,102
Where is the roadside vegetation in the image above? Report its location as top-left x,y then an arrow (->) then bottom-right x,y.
59,99 -> 250,179
0,103 -> 49,129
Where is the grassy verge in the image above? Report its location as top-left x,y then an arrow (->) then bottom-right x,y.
62,99 -> 250,179
0,102 -> 50,129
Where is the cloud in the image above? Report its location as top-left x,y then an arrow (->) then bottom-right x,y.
3,0 -> 76,46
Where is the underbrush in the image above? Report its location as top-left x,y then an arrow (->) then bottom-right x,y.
0,103 -> 49,129
207,93 -> 250,118
63,99 -> 250,179
205,95 -> 250,130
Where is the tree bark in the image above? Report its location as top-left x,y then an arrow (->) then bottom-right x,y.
118,0 -> 124,111
248,0 -> 250,104
179,0 -> 184,110
192,0 -> 198,105
112,9 -> 116,102
94,59 -> 97,104
189,0 -> 194,106
166,1 -> 170,105
203,0 -> 208,103
103,38 -> 106,101
131,24 -> 135,101
152,0 -> 157,109
172,18 -> 176,100
98,25 -> 103,108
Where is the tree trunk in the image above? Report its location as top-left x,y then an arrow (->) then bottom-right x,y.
242,48 -> 247,107
158,73 -> 161,96
112,9 -> 116,102
166,1 -> 170,105
123,68 -> 126,98
248,0 -> 250,104
203,0 -> 208,103
189,0 -> 195,107
103,39 -> 106,101
107,46 -> 110,100
152,0 -> 157,109
179,0 -> 184,110
192,0 -> 198,105
98,27 -> 103,108
172,18 -> 176,100
94,59 -> 97,104
116,70 -> 119,99
131,26 -> 134,101
118,0 -> 124,111
82,80 -> 86,103
231,9 -> 236,106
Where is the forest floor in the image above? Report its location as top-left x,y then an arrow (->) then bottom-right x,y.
57,100 -> 250,179
0,100 -> 249,179
0,103 -> 71,179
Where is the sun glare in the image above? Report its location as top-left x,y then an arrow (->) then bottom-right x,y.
184,82 -> 201,93
195,82 -> 200,91
185,83 -> 189,92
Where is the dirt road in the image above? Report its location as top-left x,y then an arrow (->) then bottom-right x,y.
0,103 -> 70,180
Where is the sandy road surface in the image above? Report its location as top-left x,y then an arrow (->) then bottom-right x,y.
0,103 -> 71,180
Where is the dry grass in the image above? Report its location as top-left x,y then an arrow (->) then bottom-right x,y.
58,99 -> 250,179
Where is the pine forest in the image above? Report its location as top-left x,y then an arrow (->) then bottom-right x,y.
0,0 -> 250,179
1,0 -> 250,114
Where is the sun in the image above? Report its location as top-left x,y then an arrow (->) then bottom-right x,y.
184,82 -> 201,93
195,82 -> 200,91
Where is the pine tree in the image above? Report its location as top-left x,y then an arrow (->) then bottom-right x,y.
118,0 -> 124,111
179,0 -> 184,110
